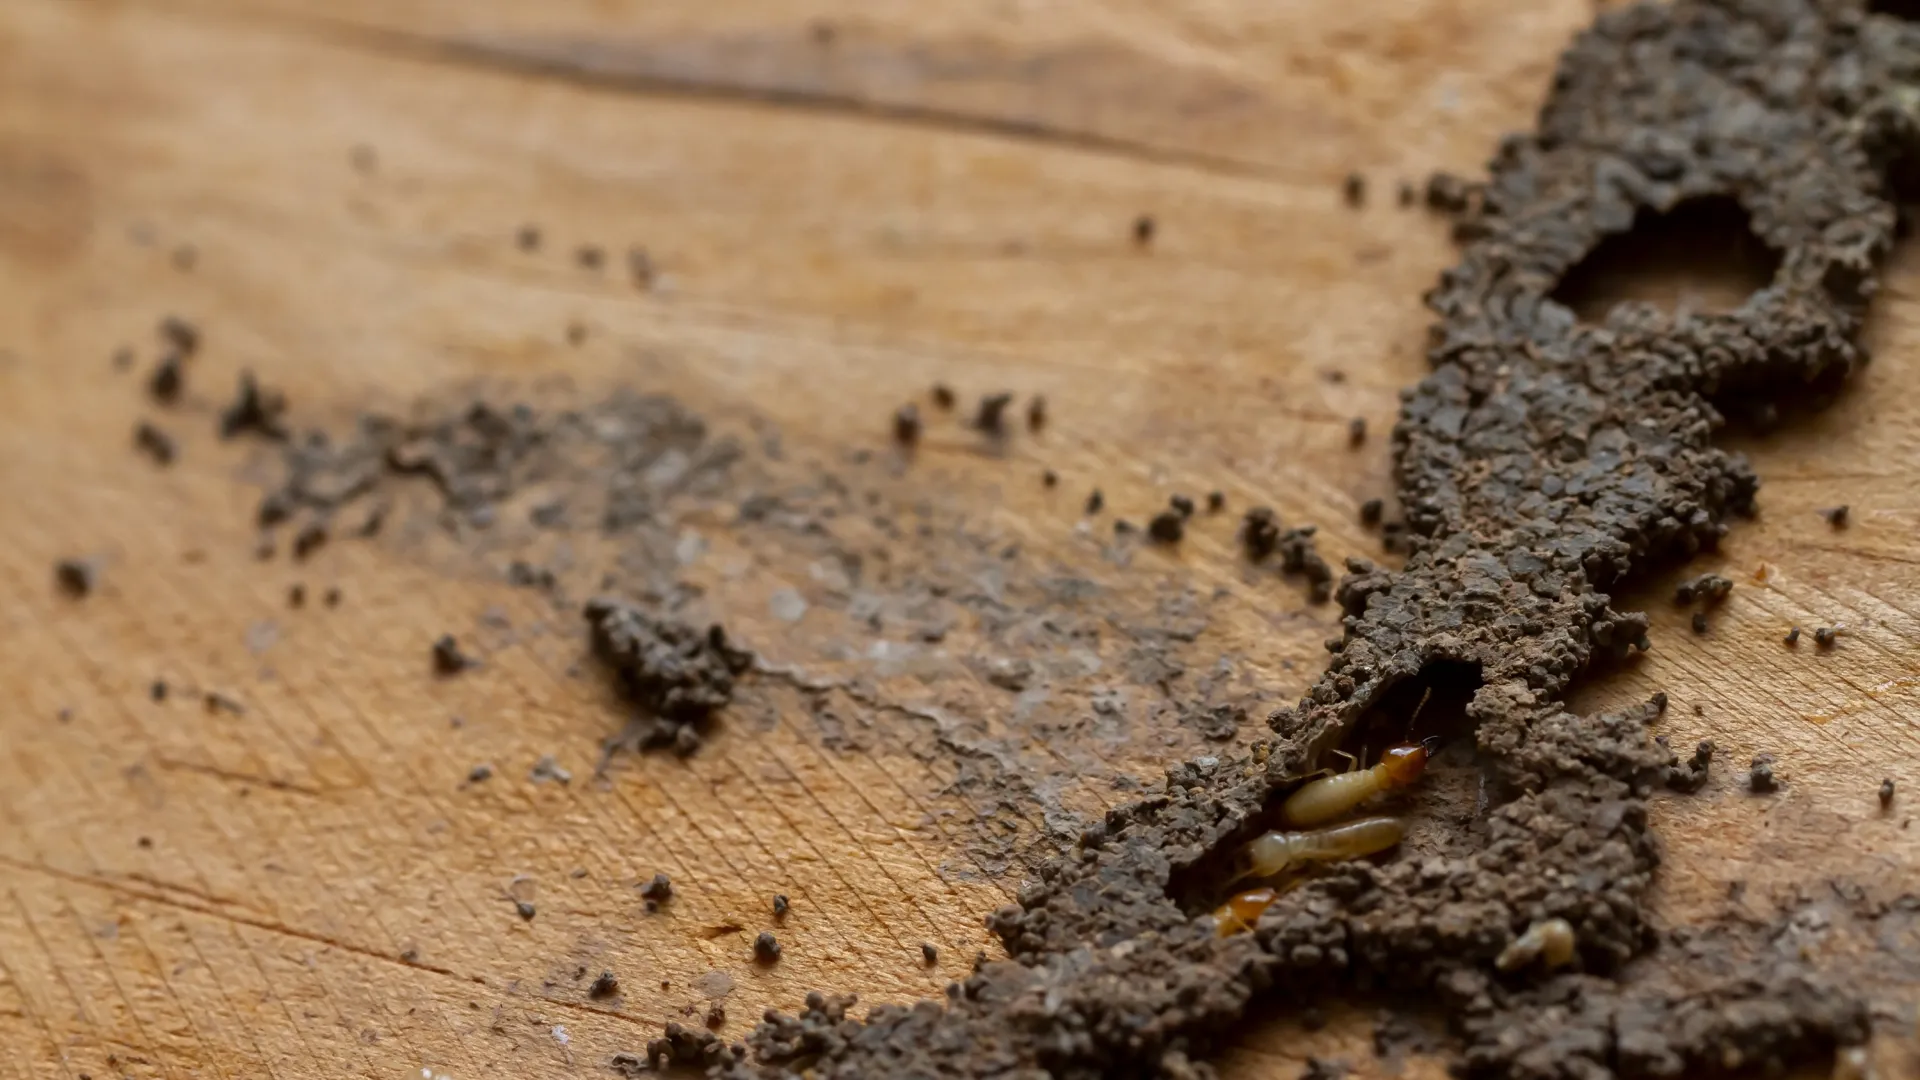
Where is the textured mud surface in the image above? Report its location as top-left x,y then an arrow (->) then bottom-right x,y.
708,1 -> 1918,1076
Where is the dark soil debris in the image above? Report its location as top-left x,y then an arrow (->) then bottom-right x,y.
1147,510 -> 1184,544
590,970 -> 619,999
973,392 -> 1014,436
893,404 -> 921,446
219,372 -> 289,441
1674,573 -> 1733,605
753,931 -> 780,964
55,558 -> 97,598
639,873 -> 673,903
1819,505 -> 1849,527
1750,754 -> 1780,794
134,422 -> 176,466
432,634 -> 473,676
586,597 -> 752,756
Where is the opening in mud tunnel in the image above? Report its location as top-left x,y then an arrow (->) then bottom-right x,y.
1551,196 -> 1781,324
1868,0 -> 1920,19
1172,661 -> 1485,912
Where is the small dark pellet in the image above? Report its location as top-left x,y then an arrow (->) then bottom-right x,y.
515,900 -> 536,921
1347,417 -> 1367,446
1342,172 -> 1366,207
589,970 -> 619,998
1880,778 -> 1896,808
1042,469 -> 1058,487
1026,395 -> 1047,432
893,404 -> 921,446
323,587 -> 341,608
468,763 -> 494,783
432,634 -> 474,675
1169,494 -> 1195,519
291,522 -> 328,561
931,384 -> 956,409
1206,491 -> 1224,513
1814,626 -> 1837,648
150,680 -> 169,702
135,422 -> 176,465
1147,511 -> 1184,543
288,584 -> 306,609
516,225 -> 541,252
975,392 -> 1014,435
1084,489 -> 1104,515
55,559 -> 96,598
576,246 -> 605,271
921,942 -> 938,966
1132,214 -> 1155,247
772,894 -> 789,918
1749,755 -> 1779,794
1359,498 -> 1384,526
640,872 -> 673,902
754,931 -> 781,963
1691,611 -> 1709,634
1785,626 -> 1801,646
1820,505 -> 1849,527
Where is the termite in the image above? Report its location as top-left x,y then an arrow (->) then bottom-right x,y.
1281,739 -> 1436,827
1232,815 -> 1407,882
1212,887 -> 1280,937
1495,917 -> 1577,972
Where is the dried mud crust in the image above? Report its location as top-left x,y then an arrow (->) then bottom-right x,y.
723,2 -> 1918,1077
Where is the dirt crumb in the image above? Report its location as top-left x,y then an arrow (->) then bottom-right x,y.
134,422 -> 176,465
431,634 -> 474,675
1750,754 -> 1780,794
1147,510 -> 1185,544
589,971 -> 619,999
54,558 -> 97,598
893,404 -> 921,446
974,392 -> 1014,436
1819,505 -> 1849,527
585,597 -> 752,756
753,931 -> 780,963
219,372 -> 289,440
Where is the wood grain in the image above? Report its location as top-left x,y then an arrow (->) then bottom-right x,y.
1,0 -> 1917,1077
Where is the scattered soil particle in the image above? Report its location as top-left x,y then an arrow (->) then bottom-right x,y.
893,404 -> 921,446
291,521 -> 327,561
111,346 -> 133,372
1042,469 -> 1057,487
1342,172 -> 1366,208
159,316 -> 199,358
218,372 -> 289,440
639,873 -> 673,903
467,763 -> 493,783
1879,778 -> 1895,809
586,597 -> 752,756
288,584 -> 305,609
643,1021 -> 735,1071
931,384 -> 956,410
1240,506 -> 1281,560
514,899 -> 535,921
576,245 -> 604,271
149,680 -> 167,703
202,691 -> 244,715
134,422 -> 176,465
516,225 -> 541,252
1347,416 -> 1367,446
1674,573 -> 1733,605
1814,627 -> 1837,648
528,755 -> 571,784
432,634 -> 474,675
1026,396 -> 1047,433
147,356 -> 185,404
1147,510 -> 1185,544
1750,754 -> 1780,794
1084,489 -> 1104,515
1132,214 -> 1155,247
1691,611 -> 1709,634
54,558 -> 97,598
1397,181 -> 1417,207
974,392 -> 1014,435
565,321 -> 586,347
1206,490 -> 1224,513
1359,498 -> 1384,526
921,942 -> 938,966
753,931 -> 781,963
707,1002 -> 727,1028
1169,494 -> 1195,519
1785,626 -> 1801,646
772,894 -> 789,919
1666,739 -> 1714,794
323,586 -> 341,608
1820,505 -> 1849,527
589,971 -> 619,999
721,3 -> 1899,1077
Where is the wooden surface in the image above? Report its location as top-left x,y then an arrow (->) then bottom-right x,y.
2,0 -> 1918,1076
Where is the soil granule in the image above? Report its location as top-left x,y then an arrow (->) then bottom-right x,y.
720,2 -> 1902,1077
585,597 -> 752,756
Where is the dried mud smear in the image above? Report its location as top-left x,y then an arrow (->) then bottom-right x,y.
724,2 -> 1914,1077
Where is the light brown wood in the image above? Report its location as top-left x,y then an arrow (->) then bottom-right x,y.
1,0 -> 1916,1077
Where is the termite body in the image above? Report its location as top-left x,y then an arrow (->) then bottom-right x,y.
1282,742 -> 1432,827
1234,815 -> 1407,881
1213,887 -> 1280,937
1495,917 -> 1577,972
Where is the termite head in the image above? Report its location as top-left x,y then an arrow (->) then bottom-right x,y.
1379,740 -> 1434,786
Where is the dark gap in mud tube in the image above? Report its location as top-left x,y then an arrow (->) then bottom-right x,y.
1550,195 -> 1782,324
1168,661 -> 1485,913
1868,0 -> 1920,20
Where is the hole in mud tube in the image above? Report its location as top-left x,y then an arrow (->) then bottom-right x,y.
1551,195 -> 1781,324
1174,661 -> 1485,913
1868,0 -> 1920,19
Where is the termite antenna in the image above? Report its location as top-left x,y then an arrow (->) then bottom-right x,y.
1421,734 -> 1442,756
1405,686 -> 1434,740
